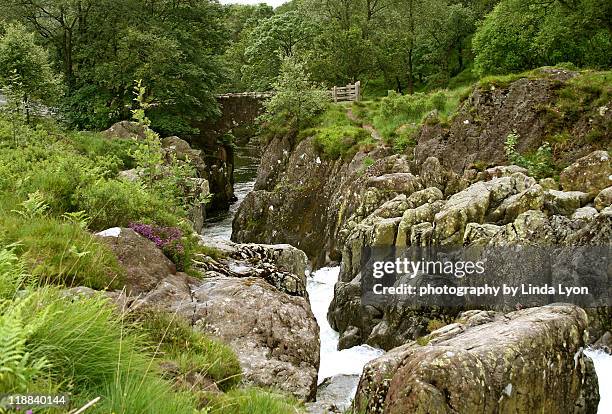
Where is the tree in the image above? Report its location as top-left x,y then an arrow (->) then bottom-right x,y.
0,23 -> 60,123
473,0 -> 612,75
3,0 -> 227,135
243,11 -> 314,90
261,56 -> 329,130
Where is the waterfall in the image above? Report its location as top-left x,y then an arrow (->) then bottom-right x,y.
584,348 -> 612,413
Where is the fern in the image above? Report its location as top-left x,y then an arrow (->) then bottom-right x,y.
11,191 -> 49,219
0,298 -> 49,393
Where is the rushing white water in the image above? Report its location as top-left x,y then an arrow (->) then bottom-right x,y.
584,348 -> 612,413
307,266 -> 384,384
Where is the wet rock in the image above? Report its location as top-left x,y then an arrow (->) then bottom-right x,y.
355,304 -> 596,414
594,186 -> 612,211
560,150 -> 612,194
305,374 -> 361,414
195,238 -> 308,297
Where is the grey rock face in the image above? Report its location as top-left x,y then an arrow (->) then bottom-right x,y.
354,305 -> 597,414
560,150 -> 612,195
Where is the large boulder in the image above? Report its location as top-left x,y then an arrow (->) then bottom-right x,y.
102,120 -> 147,140
97,229 -> 319,400
560,150 -> 612,194
355,304 -> 597,414
96,227 -> 176,295
190,276 -> 319,401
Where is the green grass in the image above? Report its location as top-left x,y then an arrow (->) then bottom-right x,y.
0,202 -> 124,289
207,388 -> 304,414
0,262 -> 199,413
299,104 -> 373,159
136,309 -> 242,391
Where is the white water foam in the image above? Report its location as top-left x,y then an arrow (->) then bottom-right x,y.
584,348 -> 612,413
307,266 -> 384,384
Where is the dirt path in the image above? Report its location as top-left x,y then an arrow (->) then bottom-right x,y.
346,108 -> 382,141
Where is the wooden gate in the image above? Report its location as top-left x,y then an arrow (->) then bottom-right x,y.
331,81 -> 361,102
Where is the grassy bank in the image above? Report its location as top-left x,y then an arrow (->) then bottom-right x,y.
0,116 -> 304,413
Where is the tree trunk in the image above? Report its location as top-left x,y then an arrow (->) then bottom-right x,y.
407,48 -> 414,94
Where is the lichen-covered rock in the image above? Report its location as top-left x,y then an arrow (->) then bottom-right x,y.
463,223 -> 502,246
544,190 -> 590,216
539,177 -> 559,191
190,276 -> 319,401
488,184 -> 544,224
594,186 -> 612,211
354,304 -> 597,414
571,206 -> 598,221
433,177 -> 516,244
102,120 -> 147,140
367,173 -> 423,194
419,157 -> 447,191
560,150 -> 612,194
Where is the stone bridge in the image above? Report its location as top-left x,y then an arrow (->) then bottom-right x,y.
193,92 -> 273,145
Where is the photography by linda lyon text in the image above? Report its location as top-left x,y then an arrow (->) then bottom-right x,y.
371,283 -> 590,297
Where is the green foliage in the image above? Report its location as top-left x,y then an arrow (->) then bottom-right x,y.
505,131 -> 555,178
261,56 -> 329,130
207,388 -> 304,414
20,288 -> 198,413
4,0 -> 225,134
0,23 -> 61,124
473,0 -> 612,75
0,213 -> 124,290
243,11 -> 314,90
136,310 -> 242,391
74,179 -> 179,230
313,124 -> 372,159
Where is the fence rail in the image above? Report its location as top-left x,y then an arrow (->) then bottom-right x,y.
331,81 -> 361,102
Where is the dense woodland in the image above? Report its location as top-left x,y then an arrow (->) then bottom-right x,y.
0,0 -> 611,135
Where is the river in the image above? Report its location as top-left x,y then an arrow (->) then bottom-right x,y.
585,348 -> 612,413
203,142 -> 383,411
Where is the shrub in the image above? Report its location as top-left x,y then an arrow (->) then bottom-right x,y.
260,56 -> 329,130
505,131 -> 555,179
129,223 -> 193,271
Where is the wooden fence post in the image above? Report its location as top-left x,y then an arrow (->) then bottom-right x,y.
355,81 -> 361,102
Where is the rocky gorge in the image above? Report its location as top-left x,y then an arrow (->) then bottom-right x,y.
229,70 -> 611,412
89,69 -> 610,413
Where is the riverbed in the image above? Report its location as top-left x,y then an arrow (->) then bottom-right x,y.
203,142 -> 383,410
